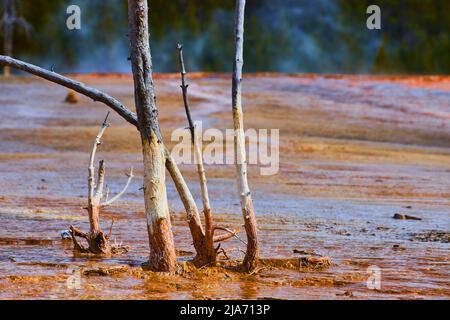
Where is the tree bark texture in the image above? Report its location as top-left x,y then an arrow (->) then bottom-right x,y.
127,0 -> 176,272
231,0 -> 259,272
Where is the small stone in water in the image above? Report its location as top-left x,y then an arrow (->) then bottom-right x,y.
393,213 -> 422,220
60,230 -> 72,239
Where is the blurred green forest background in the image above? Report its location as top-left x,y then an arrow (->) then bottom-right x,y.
1,0 -> 449,74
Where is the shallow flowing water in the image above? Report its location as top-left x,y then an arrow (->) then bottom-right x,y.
0,74 -> 449,299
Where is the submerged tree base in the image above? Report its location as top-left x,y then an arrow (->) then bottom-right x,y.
69,225 -> 129,256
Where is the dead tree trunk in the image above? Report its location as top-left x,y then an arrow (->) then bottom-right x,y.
232,0 -> 259,272
177,44 -> 216,264
0,55 -> 209,266
70,112 -> 133,255
1,0 -> 30,77
127,0 -> 176,272
0,54 -> 245,268
0,52 -> 243,268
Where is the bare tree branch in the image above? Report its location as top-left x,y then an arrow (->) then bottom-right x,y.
70,225 -> 88,239
0,55 -> 138,127
213,226 -> 246,245
0,56 -> 200,208
177,44 -> 215,262
216,245 -> 229,260
95,160 -> 106,202
101,167 -> 134,206
0,54 -> 207,261
88,112 -> 110,207
177,44 -> 212,213
176,44 -> 195,143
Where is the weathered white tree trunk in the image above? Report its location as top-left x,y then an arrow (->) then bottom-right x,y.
127,0 -> 176,272
232,0 -> 259,272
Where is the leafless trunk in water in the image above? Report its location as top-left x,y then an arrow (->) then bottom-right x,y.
231,0 -> 259,272
177,44 -> 216,264
127,0 -> 176,272
0,0 -> 249,267
0,54 -> 210,264
70,112 -> 133,255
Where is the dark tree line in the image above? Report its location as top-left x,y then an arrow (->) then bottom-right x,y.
1,0 -> 448,74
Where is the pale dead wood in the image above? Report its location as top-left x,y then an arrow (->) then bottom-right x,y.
69,113 -> 133,255
0,55 -> 139,126
231,0 -> 259,272
95,160 -> 106,203
164,150 -> 206,259
128,0 -> 176,272
177,43 -> 215,264
213,226 -> 246,245
88,112 -> 110,209
213,233 -> 236,243
0,54 -> 207,263
100,167 -> 134,206
177,44 -> 211,214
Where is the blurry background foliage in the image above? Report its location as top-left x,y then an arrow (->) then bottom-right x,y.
1,0 -> 449,74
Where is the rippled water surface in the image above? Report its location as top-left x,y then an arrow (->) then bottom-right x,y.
0,74 -> 449,299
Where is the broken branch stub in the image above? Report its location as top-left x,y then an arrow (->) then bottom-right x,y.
88,112 -> 110,212
100,167 -> 134,206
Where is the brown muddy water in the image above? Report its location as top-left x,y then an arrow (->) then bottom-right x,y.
0,74 -> 449,300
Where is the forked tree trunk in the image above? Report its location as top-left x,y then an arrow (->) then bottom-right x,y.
70,112 -> 133,255
127,0 -> 176,272
232,0 -> 259,272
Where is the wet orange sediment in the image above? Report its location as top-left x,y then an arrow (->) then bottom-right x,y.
0,74 -> 449,299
